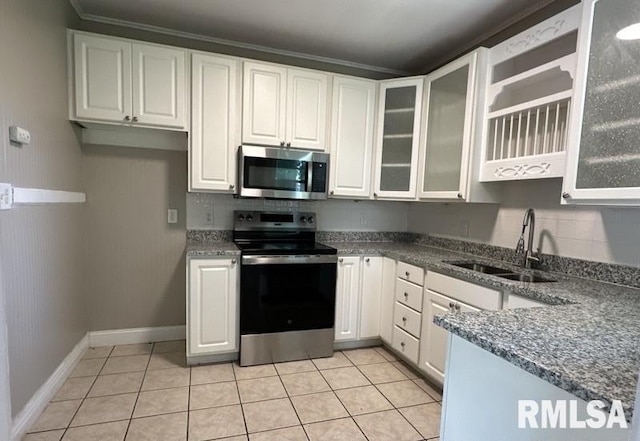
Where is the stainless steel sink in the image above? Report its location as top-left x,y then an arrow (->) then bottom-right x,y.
449,262 -> 513,274
496,273 -> 557,283
447,261 -> 557,283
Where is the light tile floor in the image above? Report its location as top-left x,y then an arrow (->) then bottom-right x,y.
24,342 -> 442,441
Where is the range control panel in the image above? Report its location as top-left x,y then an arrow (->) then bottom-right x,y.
233,210 -> 316,231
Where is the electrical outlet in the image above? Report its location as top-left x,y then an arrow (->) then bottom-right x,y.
206,212 -> 213,226
167,209 -> 178,224
0,183 -> 13,210
9,126 -> 31,145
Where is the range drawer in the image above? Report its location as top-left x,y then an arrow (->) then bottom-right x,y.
397,261 -> 424,286
395,278 -> 423,312
426,271 -> 502,311
393,302 -> 421,338
392,326 -> 419,364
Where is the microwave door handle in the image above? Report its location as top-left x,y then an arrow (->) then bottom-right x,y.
307,163 -> 313,193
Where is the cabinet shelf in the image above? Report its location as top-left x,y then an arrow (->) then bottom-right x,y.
385,108 -> 415,114
383,134 -> 413,139
487,90 -> 572,120
381,163 -> 412,168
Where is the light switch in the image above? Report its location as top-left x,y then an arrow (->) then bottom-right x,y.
168,209 -> 178,224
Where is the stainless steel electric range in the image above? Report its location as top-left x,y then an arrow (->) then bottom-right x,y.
233,210 -> 337,366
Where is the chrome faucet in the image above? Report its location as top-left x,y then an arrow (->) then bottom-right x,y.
515,208 -> 540,268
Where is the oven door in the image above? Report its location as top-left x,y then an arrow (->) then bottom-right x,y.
240,255 -> 337,335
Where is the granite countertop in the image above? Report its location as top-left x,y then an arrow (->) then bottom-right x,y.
187,238 -> 639,421
324,241 -> 640,422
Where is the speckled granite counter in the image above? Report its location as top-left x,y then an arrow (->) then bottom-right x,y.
324,241 -> 640,422
186,241 -> 240,257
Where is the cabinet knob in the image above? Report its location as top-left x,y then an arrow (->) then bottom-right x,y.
373,193 -> 378,198
405,271 -> 410,277
455,304 -> 461,311
400,342 -> 406,348
562,192 -> 571,199
329,190 -> 334,195
286,142 -> 291,147
280,141 -> 285,146
132,116 -> 139,122
365,258 -> 370,263
339,258 -> 344,263
231,259 -> 237,264
229,184 -> 235,190
457,193 -> 463,199
449,302 -> 455,310
402,316 -> 407,322
403,292 -> 408,298
124,115 -> 131,121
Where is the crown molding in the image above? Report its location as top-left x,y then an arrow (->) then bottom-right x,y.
68,1 -> 410,77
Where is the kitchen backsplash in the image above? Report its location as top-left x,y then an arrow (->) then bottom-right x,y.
187,193 -> 410,232
409,179 -> 640,268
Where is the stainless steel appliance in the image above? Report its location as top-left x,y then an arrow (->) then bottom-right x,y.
234,210 -> 337,366
237,145 -> 329,200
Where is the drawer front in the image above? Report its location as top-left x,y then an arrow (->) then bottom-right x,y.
395,278 -> 423,312
397,261 -> 424,286
393,302 -> 421,338
392,326 -> 420,364
425,271 -> 502,311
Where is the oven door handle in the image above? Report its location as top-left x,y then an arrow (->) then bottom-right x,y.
241,255 -> 338,265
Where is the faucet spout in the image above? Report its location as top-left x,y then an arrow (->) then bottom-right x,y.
517,208 -> 540,268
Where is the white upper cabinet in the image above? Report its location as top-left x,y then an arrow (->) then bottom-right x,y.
563,0 -> 640,204
71,32 -> 188,130
190,53 -> 241,192
132,44 -> 186,129
329,76 -> 377,198
480,6 -> 580,182
373,77 -> 423,199
242,61 -> 329,150
418,49 -> 500,203
242,62 -> 287,146
74,34 -> 132,122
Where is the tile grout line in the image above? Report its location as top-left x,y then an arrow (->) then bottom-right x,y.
233,362 -> 251,439
122,343 -> 155,440
277,367 -> 309,440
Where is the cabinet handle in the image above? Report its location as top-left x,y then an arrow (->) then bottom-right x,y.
403,292 -> 408,298
455,304 -> 461,311
280,141 -> 285,146
365,258 -> 370,263
231,259 -> 237,264
373,193 -> 378,198
132,116 -> 139,122
448,302 -> 455,312
330,190 -> 334,195
400,342 -> 405,348
124,115 -> 131,121
562,192 -> 571,199
402,317 -> 407,322
457,193 -> 463,199
405,271 -> 410,277
229,184 -> 235,190
286,142 -> 291,147
339,258 -> 344,263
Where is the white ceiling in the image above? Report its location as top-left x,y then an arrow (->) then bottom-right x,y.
71,0 -> 555,75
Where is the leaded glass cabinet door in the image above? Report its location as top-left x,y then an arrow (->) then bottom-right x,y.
373,77 -> 423,199
563,0 -> 640,204
418,52 -> 477,200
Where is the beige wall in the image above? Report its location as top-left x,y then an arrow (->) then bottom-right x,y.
83,145 -> 187,331
0,0 -> 86,418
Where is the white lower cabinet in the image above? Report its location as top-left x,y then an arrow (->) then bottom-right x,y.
187,258 -> 239,356
334,255 -> 392,343
334,256 -> 362,341
419,271 -> 501,385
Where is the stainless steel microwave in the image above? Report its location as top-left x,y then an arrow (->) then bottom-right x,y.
238,145 -> 329,200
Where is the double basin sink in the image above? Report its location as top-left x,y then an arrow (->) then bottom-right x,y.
448,261 -> 557,283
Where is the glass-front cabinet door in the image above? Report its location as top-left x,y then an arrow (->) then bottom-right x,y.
563,0 -> 640,204
418,52 -> 478,200
373,77 -> 423,199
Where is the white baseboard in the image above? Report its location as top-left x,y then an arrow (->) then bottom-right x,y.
10,334 -> 89,441
88,325 -> 186,347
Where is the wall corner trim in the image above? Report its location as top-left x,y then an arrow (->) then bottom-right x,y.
88,325 -> 186,347
10,334 -> 89,441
